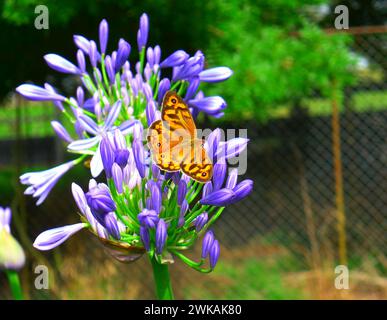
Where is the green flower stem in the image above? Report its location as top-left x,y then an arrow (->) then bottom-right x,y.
171,250 -> 212,273
5,270 -> 23,300
150,256 -> 174,300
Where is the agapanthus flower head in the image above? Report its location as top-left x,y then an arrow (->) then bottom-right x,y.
0,207 -> 26,270
20,13 -> 252,273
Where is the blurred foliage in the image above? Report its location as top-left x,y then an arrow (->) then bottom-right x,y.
204,0 -> 357,121
0,0 -> 359,121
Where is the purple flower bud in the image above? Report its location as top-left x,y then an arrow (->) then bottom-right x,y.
76,86 -> 84,106
151,164 -> 160,180
206,128 -> 221,161
232,179 -> 253,202
173,52 -> 204,81
115,39 -> 131,73
137,13 -> 149,50
199,67 -> 233,83
112,163 -> 123,194
86,183 -> 116,225
225,168 -> 238,189
213,162 -> 227,190
150,183 -> 162,214
100,136 -> 115,178
114,149 -> 129,169
44,54 -> 80,75
33,223 -> 87,251
105,55 -> 116,84
76,50 -> 86,73
160,50 -> 189,68
71,183 -> 87,214
185,77 -> 200,100
140,226 -> 150,251
138,209 -> 159,229
147,47 -> 154,67
104,212 -> 120,240
157,78 -> 171,104
155,219 -> 167,254
89,40 -> 98,68
154,45 -> 161,65
201,230 -> 214,258
146,100 -> 157,126
209,239 -> 220,268
189,96 -> 226,115
16,84 -> 65,102
217,138 -> 249,160
195,212 -> 208,232
99,19 -> 109,54
113,129 -> 126,149
132,139 -> 146,178
177,180 -> 187,206
179,200 -> 189,228
144,63 -> 152,81
51,121 -> 72,143
202,182 -> 213,198
201,188 -> 235,206
74,35 -> 91,54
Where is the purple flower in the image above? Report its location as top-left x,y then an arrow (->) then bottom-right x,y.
157,78 -> 170,104
160,50 -> 189,68
138,209 -> 159,229
203,182 -> 213,198
132,139 -> 146,178
146,100 -> 157,126
99,19 -> 109,54
155,219 -> 167,254
44,54 -> 81,75
115,39 -> 131,72
149,182 -> 162,214
77,50 -> 86,73
232,179 -> 253,203
212,162 -> 227,191
105,55 -> 116,84
173,52 -> 204,81
140,227 -> 150,251
225,168 -> 238,189
114,149 -> 129,169
71,183 -> 88,214
20,161 -> 75,205
185,77 -> 200,100
100,135 -> 115,178
89,40 -> 98,68
33,223 -> 87,251
206,128 -> 221,161
16,84 -> 65,102
179,200 -> 189,227
201,230 -> 214,258
195,212 -> 208,232
177,180 -> 188,206
76,86 -> 84,106
199,67 -> 233,83
209,239 -> 220,268
189,96 -> 226,115
137,13 -> 149,50
0,207 -> 11,233
86,183 -> 116,224
200,188 -> 235,207
51,121 -> 73,143
73,35 -> 91,54
217,138 -> 249,160
112,163 -> 123,194
104,212 -> 121,240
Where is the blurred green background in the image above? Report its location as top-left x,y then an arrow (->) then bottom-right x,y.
0,0 -> 386,299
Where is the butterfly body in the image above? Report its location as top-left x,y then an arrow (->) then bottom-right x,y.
147,91 -> 213,182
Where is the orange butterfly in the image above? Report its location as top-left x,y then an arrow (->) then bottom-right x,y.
147,91 -> 213,182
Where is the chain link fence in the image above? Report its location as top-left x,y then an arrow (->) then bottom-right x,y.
0,28 -> 386,299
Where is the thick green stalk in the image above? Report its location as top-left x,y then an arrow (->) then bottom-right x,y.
150,256 -> 174,300
5,270 -> 23,300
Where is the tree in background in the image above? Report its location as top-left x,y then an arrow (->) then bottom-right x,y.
204,0 -> 356,121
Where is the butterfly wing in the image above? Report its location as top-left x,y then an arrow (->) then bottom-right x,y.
147,120 -> 186,172
161,91 -> 196,137
181,139 -> 213,183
